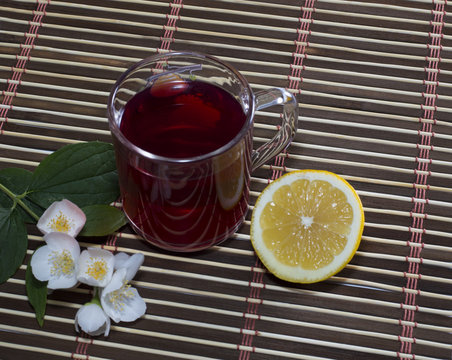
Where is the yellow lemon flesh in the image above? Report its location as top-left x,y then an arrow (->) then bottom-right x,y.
251,170 -> 364,283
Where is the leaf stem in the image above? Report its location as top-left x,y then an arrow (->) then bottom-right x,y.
0,182 -> 40,222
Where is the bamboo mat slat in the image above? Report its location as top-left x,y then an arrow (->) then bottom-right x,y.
1,0 -> 452,359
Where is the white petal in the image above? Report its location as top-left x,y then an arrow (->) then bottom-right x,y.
103,268 -> 126,292
117,287 -> 147,322
101,268 -> 146,323
75,303 -> 110,336
44,232 -> 80,255
30,246 -> 52,282
113,252 -> 129,269
100,268 -> 127,323
101,268 -> 125,295
37,199 -> 86,237
103,317 -> 111,337
77,248 -> 114,287
102,305 -> 121,323
75,316 -> 80,333
48,274 -> 78,290
114,253 -> 144,281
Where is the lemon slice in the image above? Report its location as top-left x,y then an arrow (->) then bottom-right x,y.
150,73 -> 188,97
251,170 -> 364,283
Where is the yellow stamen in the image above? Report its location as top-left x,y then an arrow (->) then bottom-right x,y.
86,257 -> 108,281
48,211 -> 74,233
49,250 -> 75,277
108,282 -> 135,311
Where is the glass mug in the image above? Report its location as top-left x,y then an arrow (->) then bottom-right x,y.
108,52 -> 298,252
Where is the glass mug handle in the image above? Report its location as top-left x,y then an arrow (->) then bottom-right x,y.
251,88 -> 298,171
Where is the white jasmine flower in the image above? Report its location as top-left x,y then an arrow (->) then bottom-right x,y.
75,301 -> 111,337
101,268 -> 146,323
31,232 -> 80,289
37,199 -> 86,237
114,252 -> 145,281
77,248 -> 114,287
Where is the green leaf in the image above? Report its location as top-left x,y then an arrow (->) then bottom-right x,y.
79,204 -> 127,237
0,168 -> 44,222
0,208 -> 28,284
26,257 -> 47,327
28,142 -> 120,209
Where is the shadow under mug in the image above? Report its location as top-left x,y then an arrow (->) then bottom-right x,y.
108,51 -> 298,252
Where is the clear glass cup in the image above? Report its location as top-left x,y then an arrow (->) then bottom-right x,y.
108,51 -> 298,252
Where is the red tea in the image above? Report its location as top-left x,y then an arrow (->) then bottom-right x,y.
117,77 -> 250,251
120,77 -> 246,158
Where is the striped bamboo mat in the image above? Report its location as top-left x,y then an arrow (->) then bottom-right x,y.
1,0 -> 452,359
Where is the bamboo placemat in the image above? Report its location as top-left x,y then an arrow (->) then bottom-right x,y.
1,0 -> 451,359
